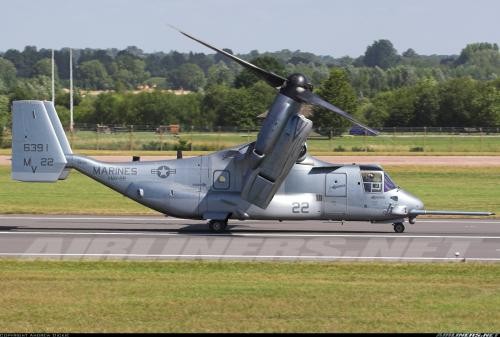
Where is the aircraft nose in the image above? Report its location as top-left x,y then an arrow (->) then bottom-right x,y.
399,190 -> 424,211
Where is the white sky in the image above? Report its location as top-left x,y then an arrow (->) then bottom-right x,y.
1,0 -> 499,57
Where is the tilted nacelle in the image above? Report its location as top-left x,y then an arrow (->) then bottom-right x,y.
240,94 -> 312,208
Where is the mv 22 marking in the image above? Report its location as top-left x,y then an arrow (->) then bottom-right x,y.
23,143 -> 54,173
292,202 -> 309,214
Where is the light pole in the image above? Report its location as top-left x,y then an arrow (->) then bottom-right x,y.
69,48 -> 74,133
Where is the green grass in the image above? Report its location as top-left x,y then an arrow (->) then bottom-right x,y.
66,131 -> 258,152
0,165 -> 499,215
70,131 -> 500,153
4,131 -> 500,153
0,166 -> 157,215
0,260 -> 499,332
389,166 -> 500,215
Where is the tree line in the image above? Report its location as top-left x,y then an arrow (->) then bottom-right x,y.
0,40 -> 498,131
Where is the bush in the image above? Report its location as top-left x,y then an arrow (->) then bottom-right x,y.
142,138 -> 193,151
174,138 -> 192,151
0,127 -> 11,148
142,141 -> 176,151
410,146 -> 424,152
351,146 -> 375,152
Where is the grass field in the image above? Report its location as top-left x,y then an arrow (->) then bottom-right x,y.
70,131 -> 500,153
0,260 -> 499,332
3,130 -> 500,153
0,165 -> 498,216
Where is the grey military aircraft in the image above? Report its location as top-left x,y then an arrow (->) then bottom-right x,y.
11,28 -> 494,233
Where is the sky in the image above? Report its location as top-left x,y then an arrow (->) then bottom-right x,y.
1,0 -> 499,57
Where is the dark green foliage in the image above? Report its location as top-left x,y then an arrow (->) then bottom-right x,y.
0,40 -> 498,130
0,58 -> 17,92
402,48 -> 418,58
455,43 -> 499,66
55,90 -> 82,109
363,39 -> 400,69
110,52 -> 150,89
77,60 -> 113,90
410,79 -> 440,126
207,62 -> 234,86
203,85 -> 256,128
312,68 -> 358,135
32,58 -> 53,77
234,56 -> 286,88
202,81 -> 274,128
0,95 -> 9,140
168,63 -> 206,91
375,77 -> 499,127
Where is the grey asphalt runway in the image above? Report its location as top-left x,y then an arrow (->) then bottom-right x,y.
0,215 -> 499,262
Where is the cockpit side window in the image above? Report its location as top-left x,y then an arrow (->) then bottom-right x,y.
361,171 -> 383,193
384,172 -> 397,192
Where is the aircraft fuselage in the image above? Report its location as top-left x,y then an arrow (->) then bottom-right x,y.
66,149 -> 423,223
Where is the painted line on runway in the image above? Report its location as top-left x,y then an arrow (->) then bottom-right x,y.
1,230 -> 499,239
0,252 -> 499,261
0,216 -> 188,222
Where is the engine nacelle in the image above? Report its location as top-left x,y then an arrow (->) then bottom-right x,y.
241,114 -> 312,208
254,94 -> 301,156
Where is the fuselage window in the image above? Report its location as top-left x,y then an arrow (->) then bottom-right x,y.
384,172 -> 397,192
213,170 -> 230,190
361,171 -> 383,193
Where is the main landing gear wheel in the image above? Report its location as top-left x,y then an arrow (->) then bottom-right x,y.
208,220 -> 228,233
393,222 -> 405,233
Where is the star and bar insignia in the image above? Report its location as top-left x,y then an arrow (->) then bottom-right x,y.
151,165 -> 176,178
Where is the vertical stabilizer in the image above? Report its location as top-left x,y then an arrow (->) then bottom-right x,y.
12,100 -> 67,182
43,101 -> 72,155
43,101 -> 72,179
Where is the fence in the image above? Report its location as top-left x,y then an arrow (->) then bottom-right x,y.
1,124 -> 500,153
72,124 -> 500,135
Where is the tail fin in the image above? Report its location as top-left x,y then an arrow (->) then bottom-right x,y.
12,100 -> 71,182
43,101 -> 72,179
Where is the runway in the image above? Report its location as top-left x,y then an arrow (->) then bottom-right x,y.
0,215 -> 499,262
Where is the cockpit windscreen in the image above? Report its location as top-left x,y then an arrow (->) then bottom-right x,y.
384,172 -> 397,192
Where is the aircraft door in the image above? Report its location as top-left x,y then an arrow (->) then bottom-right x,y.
324,173 -> 347,216
198,156 -> 209,214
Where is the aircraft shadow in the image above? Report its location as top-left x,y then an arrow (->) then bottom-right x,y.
0,226 -> 19,231
1,224 -> 391,235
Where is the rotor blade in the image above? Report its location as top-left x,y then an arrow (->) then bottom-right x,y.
169,25 -> 287,88
297,90 -> 379,135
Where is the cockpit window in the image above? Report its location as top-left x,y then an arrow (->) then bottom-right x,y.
361,171 -> 383,193
384,172 -> 397,192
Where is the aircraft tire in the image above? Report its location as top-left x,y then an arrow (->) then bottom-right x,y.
393,222 -> 405,233
208,220 -> 227,233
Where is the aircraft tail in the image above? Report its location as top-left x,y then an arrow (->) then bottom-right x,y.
12,100 -> 72,182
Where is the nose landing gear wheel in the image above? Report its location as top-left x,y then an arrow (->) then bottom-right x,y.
208,220 -> 228,233
393,222 -> 405,233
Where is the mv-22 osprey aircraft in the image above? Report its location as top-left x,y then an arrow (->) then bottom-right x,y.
11,28 -> 494,233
